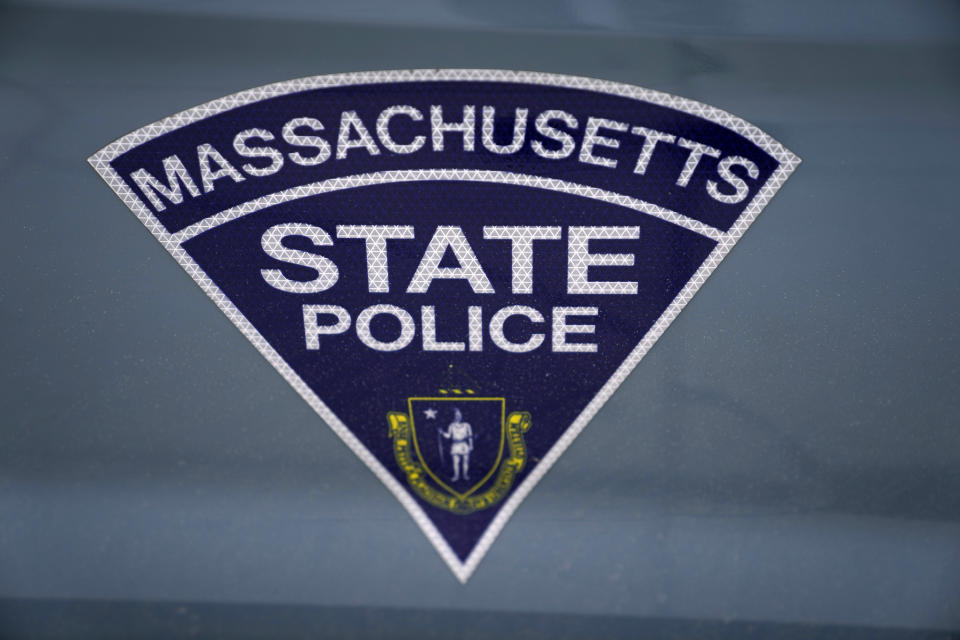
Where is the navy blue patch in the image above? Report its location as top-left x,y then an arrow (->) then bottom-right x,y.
89,70 -> 799,581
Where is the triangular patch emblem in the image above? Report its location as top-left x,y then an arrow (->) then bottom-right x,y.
89,70 -> 799,581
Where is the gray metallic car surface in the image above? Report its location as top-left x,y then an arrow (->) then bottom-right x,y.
1,1 -> 958,638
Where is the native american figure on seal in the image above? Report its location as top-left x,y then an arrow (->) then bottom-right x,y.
439,408 -> 474,482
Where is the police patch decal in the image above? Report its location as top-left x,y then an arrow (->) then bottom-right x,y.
89,70 -> 799,581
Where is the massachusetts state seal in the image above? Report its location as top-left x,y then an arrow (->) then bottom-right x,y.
389,390 -> 531,514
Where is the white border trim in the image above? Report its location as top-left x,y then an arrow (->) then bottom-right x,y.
171,169 -> 723,244
88,69 -> 800,583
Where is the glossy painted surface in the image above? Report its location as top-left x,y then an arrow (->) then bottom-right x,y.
1,1 -> 958,636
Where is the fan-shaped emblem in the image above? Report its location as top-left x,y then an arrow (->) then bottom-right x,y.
89,70 -> 799,581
